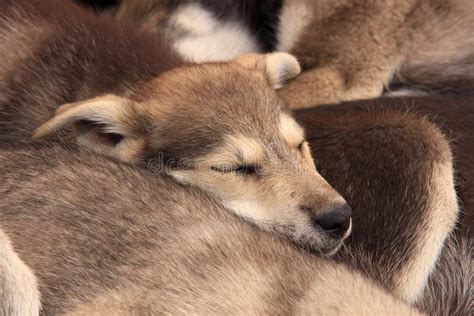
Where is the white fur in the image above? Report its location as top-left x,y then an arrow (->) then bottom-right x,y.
384,89 -> 430,97
279,113 -> 305,146
0,230 -> 41,315
169,4 -> 260,62
277,1 -> 313,52
264,53 -> 301,89
223,199 -> 268,225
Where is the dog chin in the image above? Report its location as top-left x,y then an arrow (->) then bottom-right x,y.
319,219 -> 352,256
258,221 -> 346,256
320,241 -> 344,257
289,230 -> 343,256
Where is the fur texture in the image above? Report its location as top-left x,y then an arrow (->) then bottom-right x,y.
302,95 -> 473,240
295,106 -> 459,304
114,0 -> 282,51
116,0 -> 474,107
0,0 -> 353,255
293,95 -> 474,314
0,1 -> 466,313
0,106 -> 460,313
280,0 -> 474,107
416,234 -> 473,315
0,230 -> 40,316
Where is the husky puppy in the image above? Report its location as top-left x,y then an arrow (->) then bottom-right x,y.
0,108 -> 459,314
116,0 -> 474,107
0,0 -> 352,253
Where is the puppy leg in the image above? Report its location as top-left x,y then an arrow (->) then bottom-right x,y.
279,63 -> 396,109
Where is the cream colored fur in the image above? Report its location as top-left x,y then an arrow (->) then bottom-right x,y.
0,230 -> 40,316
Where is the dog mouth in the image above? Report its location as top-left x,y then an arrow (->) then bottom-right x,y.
320,240 -> 345,256
319,219 -> 352,256
247,214 -> 351,256
275,230 -> 344,256
284,219 -> 352,256
303,237 -> 345,256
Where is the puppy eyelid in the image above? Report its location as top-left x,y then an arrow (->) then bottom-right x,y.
235,164 -> 257,175
211,164 -> 258,175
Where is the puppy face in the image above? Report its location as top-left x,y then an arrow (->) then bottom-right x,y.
33,53 -> 351,254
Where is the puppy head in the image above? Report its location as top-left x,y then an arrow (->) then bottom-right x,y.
33,53 -> 350,254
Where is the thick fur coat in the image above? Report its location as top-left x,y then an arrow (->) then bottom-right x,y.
115,0 -> 474,107
0,108 -> 460,314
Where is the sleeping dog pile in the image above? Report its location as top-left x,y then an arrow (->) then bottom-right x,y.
0,0 -> 469,314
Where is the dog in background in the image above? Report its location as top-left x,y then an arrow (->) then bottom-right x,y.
114,0 -> 474,108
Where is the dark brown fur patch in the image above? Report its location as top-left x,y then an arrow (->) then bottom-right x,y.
294,95 -> 472,312
0,0 -> 182,148
296,95 -> 474,240
295,105 -> 452,293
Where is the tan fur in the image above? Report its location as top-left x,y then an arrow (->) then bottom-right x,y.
0,105 -> 460,314
279,113 -> 305,147
0,145 -> 421,314
296,263 -> 419,315
0,3 -> 356,309
416,234 -> 473,315
202,134 -> 265,166
276,0 -> 313,52
66,261 -> 420,315
167,123 -> 347,252
395,158 -> 459,302
26,52 -> 348,253
277,0 -> 474,107
121,0 -> 474,107
0,230 -> 40,316
0,2 -> 462,313
275,0 -> 455,107
234,52 -> 301,89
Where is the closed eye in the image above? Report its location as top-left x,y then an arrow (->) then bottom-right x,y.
211,164 -> 258,175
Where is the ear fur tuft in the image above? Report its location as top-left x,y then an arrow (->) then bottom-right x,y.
264,53 -> 301,89
234,52 -> 301,89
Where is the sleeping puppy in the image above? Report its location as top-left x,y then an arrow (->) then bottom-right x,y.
1,0 -> 351,255
0,108 -> 461,314
114,0 -> 474,107
0,142 -> 413,314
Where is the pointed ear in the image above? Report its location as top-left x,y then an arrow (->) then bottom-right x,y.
32,94 -> 147,163
234,52 -> 301,89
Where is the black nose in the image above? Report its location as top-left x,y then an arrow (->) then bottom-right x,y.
311,204 -> 352,238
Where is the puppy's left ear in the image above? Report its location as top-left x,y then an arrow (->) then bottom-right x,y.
234,53 -> 301,89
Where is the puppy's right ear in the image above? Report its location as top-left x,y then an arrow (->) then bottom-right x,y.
234,53 -> 301,89
32,94 -> 147,163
